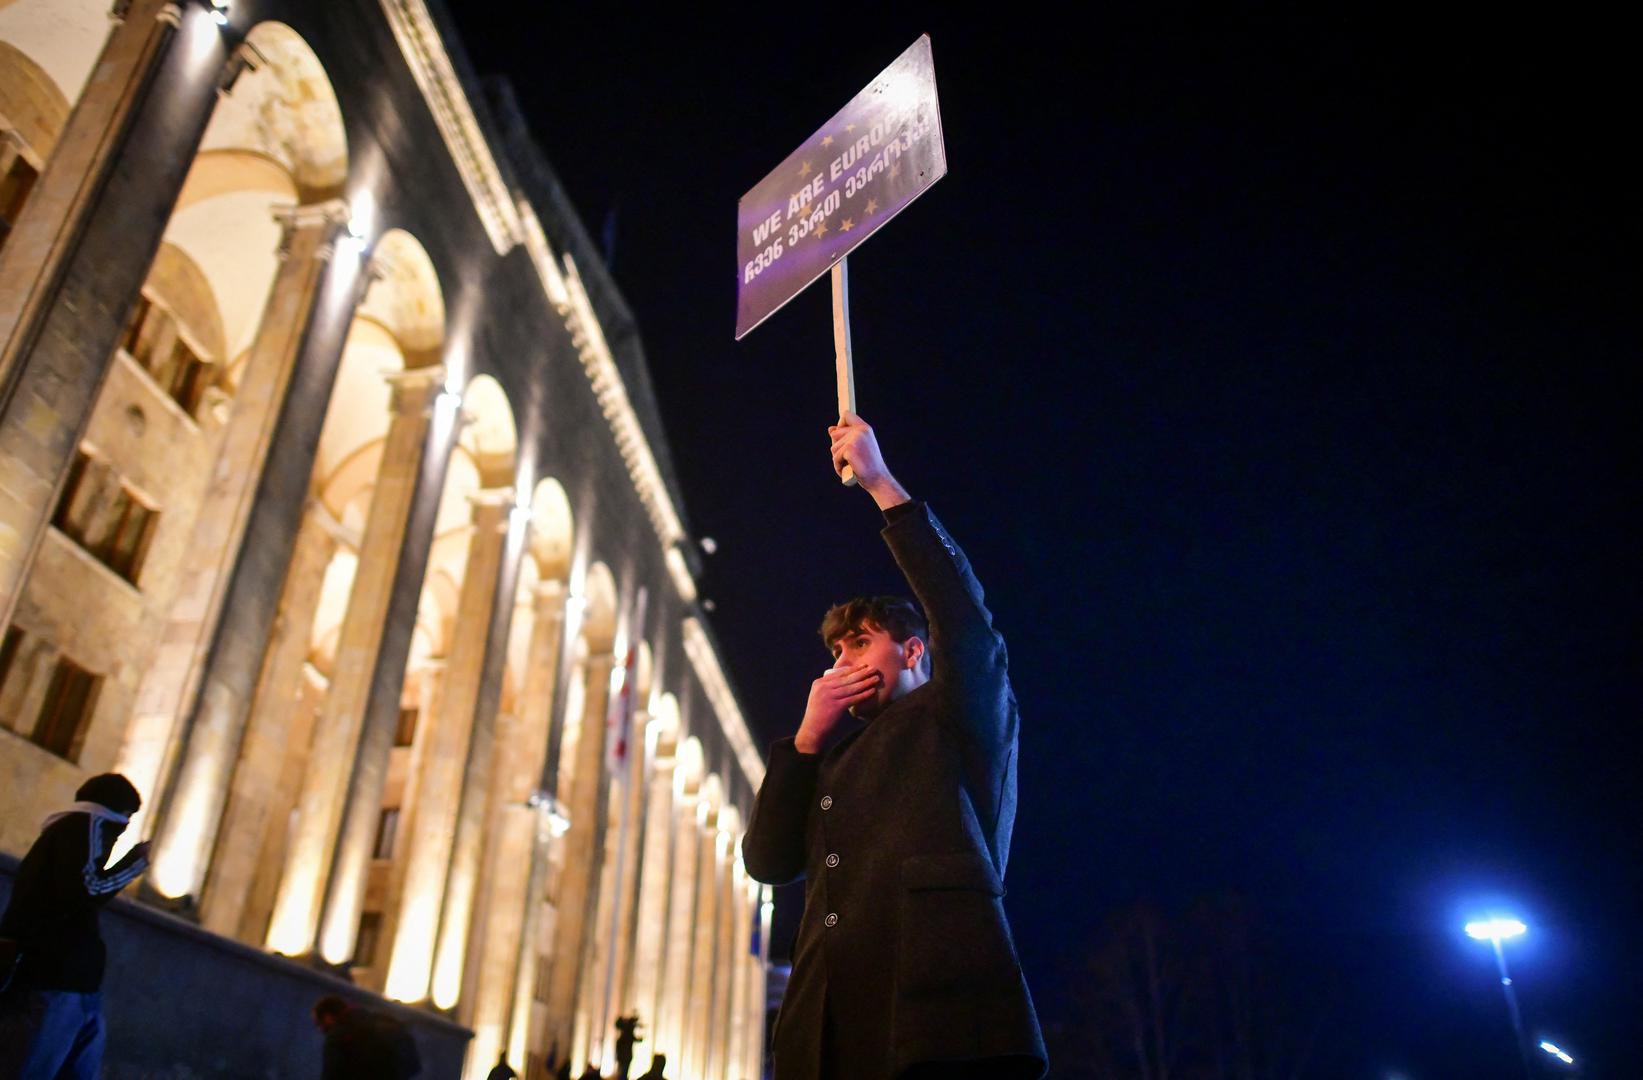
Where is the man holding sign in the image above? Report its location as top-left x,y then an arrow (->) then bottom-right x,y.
743,414 -> 1046,1079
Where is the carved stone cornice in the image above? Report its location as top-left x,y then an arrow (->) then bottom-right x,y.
682,616 -> 763,788
516,205 -> 696,603
560,255 -> 688,558
376,0 -> 522,254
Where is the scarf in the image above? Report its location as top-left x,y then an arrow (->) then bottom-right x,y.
41,801 -> 132,832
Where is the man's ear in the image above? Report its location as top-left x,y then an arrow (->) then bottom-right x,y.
903,635 -> 927,671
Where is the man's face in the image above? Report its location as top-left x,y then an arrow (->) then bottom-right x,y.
829,621 -> 923,718
94,819 -> 124,860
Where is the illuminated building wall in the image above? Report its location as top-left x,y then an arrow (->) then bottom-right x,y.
0,3 -> 769,1078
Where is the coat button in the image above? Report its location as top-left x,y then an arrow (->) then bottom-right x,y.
825,853 -> 840,868
819,796 -> 833,810
824,912 -> 838,927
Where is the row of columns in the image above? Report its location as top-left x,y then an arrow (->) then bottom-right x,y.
551,718 -> 770,1080
468,579 -> 566,1069
0,0 -> 402,925
264,369 -> 444,954
0,6 -> 772,1078
0,0 -> 542,1039
142,199 -> 353,902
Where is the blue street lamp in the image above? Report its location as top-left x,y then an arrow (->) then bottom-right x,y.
1465,916 -> 1531,1079
1539,1040 -> 1575,1067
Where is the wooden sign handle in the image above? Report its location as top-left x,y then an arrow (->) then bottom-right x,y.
831,258 -> 857,486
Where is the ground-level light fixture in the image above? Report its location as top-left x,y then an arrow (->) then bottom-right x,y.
526,789 -> 571,837
434,383 -> 463,414
338,217 -> 370,259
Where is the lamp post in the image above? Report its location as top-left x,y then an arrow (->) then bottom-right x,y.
1464,917 -> 1531,1079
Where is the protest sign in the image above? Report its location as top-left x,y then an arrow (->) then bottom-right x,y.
735,35 -> 947,340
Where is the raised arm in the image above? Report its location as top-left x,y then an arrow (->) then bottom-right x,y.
81,822 -> 149,901
830,413 -> 1013,750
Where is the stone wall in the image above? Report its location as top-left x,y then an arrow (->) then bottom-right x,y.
2,853 -> 471,1078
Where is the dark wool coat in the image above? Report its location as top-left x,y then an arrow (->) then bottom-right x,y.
743,502 -> 1047,1080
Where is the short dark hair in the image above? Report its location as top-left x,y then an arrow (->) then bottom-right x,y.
76,773 -> 141,816
313,995 -> 350,1022
820,596 -> 928,654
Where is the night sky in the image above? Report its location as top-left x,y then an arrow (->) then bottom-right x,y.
448,9 -> 1637,1076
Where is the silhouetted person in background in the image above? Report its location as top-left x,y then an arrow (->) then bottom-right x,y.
612,1015 -> 643,1079
635,1052 -> 669,1080
312,994 -> 421,1079
0,773 -> 150,1080
485,1048 -> 518,1079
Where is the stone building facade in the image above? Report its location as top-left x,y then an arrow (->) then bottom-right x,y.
0,2 -> 771,1077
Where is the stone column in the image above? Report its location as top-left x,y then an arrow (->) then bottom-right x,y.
752,884 -> 771,1080
466,579 -> 567,1079
608,708 -> 651,1020
355,658 -> 443,988
380,489 -> 510,1003
625,734 -> 677,1072
0,3 -> 222,627
706,822 -> 739,1080
725,861 -> 753,1080
317,398 -> 468,971
264,367 -> 443,956
509,820 -> 561,1068
685,800 -> 722,1079
655,775 -> 700,1067
230,664 -> 327,945
509,616 -> 588,1068
145,201 -> 350,902
572,781 -> 624,1068
0,0 -> 186,387
432,502 -> 529,1016
581,704 -> 649,1065
749,885 -> 772,1080
195,499 -> 339,936
540,649 -> 615,1060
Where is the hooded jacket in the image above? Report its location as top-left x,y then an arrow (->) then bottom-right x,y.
0,801 -> 148,991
